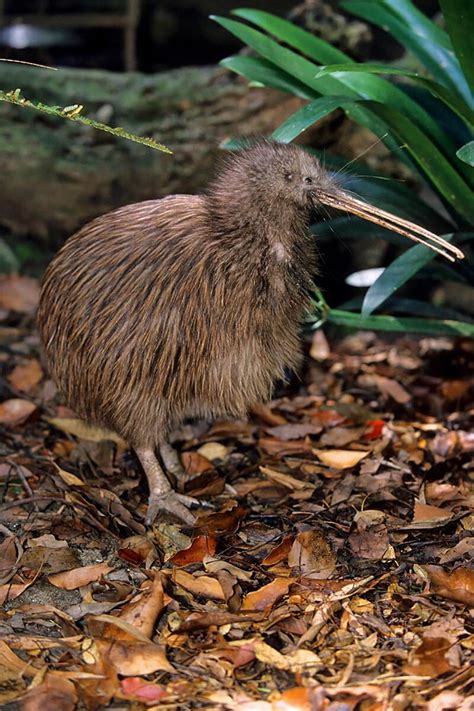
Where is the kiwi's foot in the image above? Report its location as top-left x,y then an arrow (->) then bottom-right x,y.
145,489 -> 198,526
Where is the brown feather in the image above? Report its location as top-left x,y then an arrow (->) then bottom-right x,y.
37,142 -> 323,450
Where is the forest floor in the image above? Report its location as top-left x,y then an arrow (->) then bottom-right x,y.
0,273 -> 473,711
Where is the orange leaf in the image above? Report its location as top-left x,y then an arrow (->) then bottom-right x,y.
119,677 -> 167,702
273,686 -> 312,711
48,563 -> 113,590
0,398 -> 37,426
115,572 -> 165,639
404,637 -> 454,677
181,451 -> 214,475
413,501 -> 454,526
262,536 -> 294,566
21,673 -> 77,711
171,535 -> 217,566
423,565 -> 474,606
242,577 -> 295,611
172,569 -> 225,600
313,448 -> 368,469
8,359 -> 43,393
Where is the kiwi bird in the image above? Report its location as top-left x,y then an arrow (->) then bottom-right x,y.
37,141 -> 463,524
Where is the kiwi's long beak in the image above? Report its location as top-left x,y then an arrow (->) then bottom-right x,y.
315,189 -> 464,263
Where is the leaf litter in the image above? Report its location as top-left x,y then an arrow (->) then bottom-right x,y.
0,275 -> 473,709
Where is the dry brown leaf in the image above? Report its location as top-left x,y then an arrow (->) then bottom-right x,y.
48,562 -> 113,590
423,565 -> 474,606
172,568 -> 225,600
8,359 -> 43,393
262,536 -> 294,567
171,535 -> 217,566
0,580 -> 34,605
313,448 -> 368,469
265,423 -> 322,441
272,687 -> 313,711
288,530 -> 336,578
309,329 -> 330,361
181,451 -> 214,475
0,274 -> 40,313
413,501 -> 454,526
358,373 -> 411,403
404,636 -> 455,677
46,417 -> 127,446
197,441 -> 228,460
242,577 -> 295,611
254,642 -> 322,673
260,465 -> 311,491
259,437 -> 313,456
0,398 -> 37,426
116,572 -> 164,638
118,676 -> 167,703
21,673 -> 78,711
349,510 -> 390,561
54,465 -> 85,487
0,639 -> 38,681
94,638 -> 173,675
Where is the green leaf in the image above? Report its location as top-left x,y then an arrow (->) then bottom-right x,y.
271,95 -> 353,142
439,0 -> 474,96
341,0 -> 472,106
326,309 -> 474,336
361,237 -> 454,316
456,141 -> 474,166
0,89 -> 172,154
362,102 -> 474,224
220,55 -> 316,99
316,63 -> 474,128
228,10 -> 459,157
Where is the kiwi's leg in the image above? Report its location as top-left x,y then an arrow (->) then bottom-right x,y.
136,447 -> 196,526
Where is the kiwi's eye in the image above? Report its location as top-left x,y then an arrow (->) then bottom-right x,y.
304,176 -> 313,185
285,173 -> 294,181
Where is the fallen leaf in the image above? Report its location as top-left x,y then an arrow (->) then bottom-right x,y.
423,565 -> 474,606
181,451 -> 214,475
242,577 -> 295,611
48,563 -> 113,590
172,569 -> 225,600
119,677 -> 167,702
47,417 -> 127,446
358,374 -> 411,404
288,530 -> 336,578
0,398 -> 37,426
92,637 -> 173,675
260,466 -> 311,491
259,437 -> 313,456
0,274 -> 40,313
266,423 -> 322,441
349,510 -> 390,561
413,501 -> 454,526
309,329 -> 330,361
116,572 -> 165,639
21,673 -> 77,711
404,636 -> 455,677
313,448 -> 368,469
273,687 -> 313,711
262,536 -> 294,566
254,642 -> 322,673
8,358 -> 43,393
171,535 -> 217,566
197,441 -> 228,460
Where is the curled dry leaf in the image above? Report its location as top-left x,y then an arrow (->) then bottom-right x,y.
172,568 -> 225,601
8,358 -> 43,394
288,530 -> 336,579
46,417 -> 127,447
349,510 -> 390,561
21,673 -> 77,711
313,448 -> 368,469
181,451 -> 214,475
423,565 -> 474,606
254,641 -> 322,673
262,536 -> 294,567
241,577 -> 295,611
197,441 -> 228,461
119,677 -> 167,703
404,636 -> 455,677
260,465 -> 311,491
0,274 -> 40,313
48,562 -> 113,590
171,534 -> 217,566
358,374 -> 411,404
0,398 -> 37,426
413,501 -> 454,527
118,535 -> 157,566
112,572 -> 164,639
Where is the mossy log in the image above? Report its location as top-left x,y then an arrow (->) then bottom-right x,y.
0,64 -> 308,247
